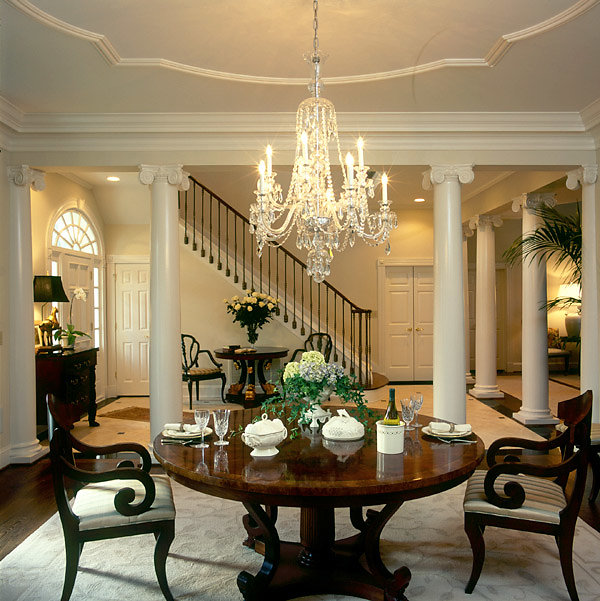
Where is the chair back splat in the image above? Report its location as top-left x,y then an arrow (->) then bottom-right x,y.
47,393 -> 177,601
463,390 -> 592,601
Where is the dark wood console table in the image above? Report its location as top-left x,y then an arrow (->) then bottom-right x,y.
35,347 -> 100,430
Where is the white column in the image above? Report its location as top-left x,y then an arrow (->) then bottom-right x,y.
512,193 -> 558,425
463,223 -> 475,384
423,164 -> 473,423
8,166 -> 47,463
567,165 -> 599,422
139,165 -> 189,448
469,214 -> 504,399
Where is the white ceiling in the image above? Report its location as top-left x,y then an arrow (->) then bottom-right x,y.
3,0 -> 600,114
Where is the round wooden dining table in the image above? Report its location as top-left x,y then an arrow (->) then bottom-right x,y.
154,407 -> 485,601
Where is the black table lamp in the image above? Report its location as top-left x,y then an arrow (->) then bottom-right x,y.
34,275 -> 69,320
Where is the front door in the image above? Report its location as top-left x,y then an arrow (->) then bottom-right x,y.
115,264 -> 150,395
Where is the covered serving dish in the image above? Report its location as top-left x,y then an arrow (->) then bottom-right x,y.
321,409 -> 365,441
242,413 -> 287,457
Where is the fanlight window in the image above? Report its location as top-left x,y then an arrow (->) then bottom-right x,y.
51,210 -> 99,255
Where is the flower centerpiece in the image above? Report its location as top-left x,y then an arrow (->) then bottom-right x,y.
53,287 -> 91,348
262,351 -> 373,435
224,291 -> 279,345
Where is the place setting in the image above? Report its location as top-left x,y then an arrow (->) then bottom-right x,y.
421,421 -> 476,444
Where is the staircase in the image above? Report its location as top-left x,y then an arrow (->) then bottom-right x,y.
179,176 -> 375,387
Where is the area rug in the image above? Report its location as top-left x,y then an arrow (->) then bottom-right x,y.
2,482 -> 599,601
100,406 -> 151,422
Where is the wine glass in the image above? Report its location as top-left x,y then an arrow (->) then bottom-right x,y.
411,392 -> 424,428
191,409 -> 210,449
214,448 -> 229,473
401,399 -> 415,431
213,409 -> 230,446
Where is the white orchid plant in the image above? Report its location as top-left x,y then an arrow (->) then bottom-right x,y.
53,287 -> 91,346
224,290 -> 279,344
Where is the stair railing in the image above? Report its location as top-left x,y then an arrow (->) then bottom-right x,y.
180,176 -> 372,386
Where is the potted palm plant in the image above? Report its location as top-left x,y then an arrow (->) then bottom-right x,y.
504,202 -> 581,311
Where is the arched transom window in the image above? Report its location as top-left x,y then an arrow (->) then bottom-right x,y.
51,209 -> 99,255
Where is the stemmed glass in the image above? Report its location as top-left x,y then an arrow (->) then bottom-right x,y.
401,399 -> 415,431
191,409 -> 210,449
213,409 -> 230,446
411,392 -> 424,428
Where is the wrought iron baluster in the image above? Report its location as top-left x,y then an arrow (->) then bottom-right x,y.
259,249 -> 263,293
267,246 -> 271,296
333,292 -> 338,362
301,269 -> 305,336
242,221 -> 247,290
234,217 -> 239,283
250,234 -> 254,291
225,208 -> 230,276
209,193 -> 214,263
341,300 -> 346,369
283,254 -> 288,322
192,184 -> 197,251
183,190 -> 189,244
201,188 -> 206,257
292,262 -> 297,330
318,283 -> 321,333
217,202 -> 222,270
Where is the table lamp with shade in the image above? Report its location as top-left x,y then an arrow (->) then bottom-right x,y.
33,276 -> 69,347
557,283 -> 581,337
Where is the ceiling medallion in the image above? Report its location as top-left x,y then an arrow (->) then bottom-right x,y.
249,0 -> 397,283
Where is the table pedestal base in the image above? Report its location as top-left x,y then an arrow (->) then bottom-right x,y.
239,502 -> 411,601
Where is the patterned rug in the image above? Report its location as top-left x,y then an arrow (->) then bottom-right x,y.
2,481 -> 599,600
100,406 -> 151,422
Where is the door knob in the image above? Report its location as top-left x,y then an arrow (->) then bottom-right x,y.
406,327 -> 412,332
415,327 -> 423,332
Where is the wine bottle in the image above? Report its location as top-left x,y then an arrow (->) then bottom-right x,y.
383,387 -> 401,425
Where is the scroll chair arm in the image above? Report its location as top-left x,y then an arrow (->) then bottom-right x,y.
68,434 -> 152,472
59,456 -> 157,516
487,432 -> 566,466
198,348 -> 223,368
483,451 -> 580,510
289,348 -> 303,363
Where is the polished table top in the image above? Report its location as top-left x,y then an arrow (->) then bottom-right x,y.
154,408 -> 485,507
214,346 -> 289,360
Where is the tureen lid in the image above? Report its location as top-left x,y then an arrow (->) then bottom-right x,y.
322,409 -> 365,440
245,413 -> 285,435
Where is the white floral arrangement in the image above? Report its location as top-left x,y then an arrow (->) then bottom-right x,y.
224,291 -> 279,344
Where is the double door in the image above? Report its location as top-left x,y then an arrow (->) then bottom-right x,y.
381,265 -> 433,381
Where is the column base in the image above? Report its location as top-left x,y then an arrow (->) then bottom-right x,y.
513,410 -> 559,426
466,373 -> 476,384
9,440 -> 48,464
469,384 -> 504,399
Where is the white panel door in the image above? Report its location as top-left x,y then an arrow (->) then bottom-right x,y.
413,266 -> 434,380
61,255 -> 92,333
116,264 -> 150,395
383,266 -> 414,381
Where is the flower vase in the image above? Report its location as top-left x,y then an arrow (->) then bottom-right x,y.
246,324 -> 259,346
60,335 -> 73,349
302,387 -> 333,428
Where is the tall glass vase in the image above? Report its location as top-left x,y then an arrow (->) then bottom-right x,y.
246,324 -> 259,345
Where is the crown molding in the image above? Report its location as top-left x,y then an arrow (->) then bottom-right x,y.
0,96 -> 24,132
7,0 -> 600,85
581,97 -> 600,131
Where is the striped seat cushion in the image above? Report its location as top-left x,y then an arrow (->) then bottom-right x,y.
591,423 -> 600,444
464,470 -> 566,524
188,367 -> 221,376
73,474 -> 175,531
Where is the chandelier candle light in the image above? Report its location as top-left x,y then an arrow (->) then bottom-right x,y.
250,0 -> 397,283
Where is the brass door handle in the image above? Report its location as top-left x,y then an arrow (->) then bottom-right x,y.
406,327 -> 412,332
415,327 -> 423,332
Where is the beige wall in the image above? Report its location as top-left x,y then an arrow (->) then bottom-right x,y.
104,224 -> 150,256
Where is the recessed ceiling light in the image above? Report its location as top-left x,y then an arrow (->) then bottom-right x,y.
106,176 -> 120,182
414,197 -> 425,203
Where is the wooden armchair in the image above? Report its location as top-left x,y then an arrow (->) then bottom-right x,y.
47,394 -> 176,601
288,332 -> 333,363
463,390 -> 592,601
181,333 -> 226,408
590,422 -> 600,502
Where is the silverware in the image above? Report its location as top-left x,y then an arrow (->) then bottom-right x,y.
160,438 -> 196,446
429,434 -> 476,444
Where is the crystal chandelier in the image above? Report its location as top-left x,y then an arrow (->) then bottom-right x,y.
249,0 -> 398,283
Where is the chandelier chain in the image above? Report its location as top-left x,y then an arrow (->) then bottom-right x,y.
312,0 -> 319,55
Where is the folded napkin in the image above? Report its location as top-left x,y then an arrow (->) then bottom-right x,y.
430,422 -> 471,435
164,422 -> 183,431
164,423 -> 202,434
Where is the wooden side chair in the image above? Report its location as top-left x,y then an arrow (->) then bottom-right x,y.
288,332 -> 333,363
463,390 -> 592,601
590,422 -> 600,502
181,333 -> 226,408
47,394 -> 177,601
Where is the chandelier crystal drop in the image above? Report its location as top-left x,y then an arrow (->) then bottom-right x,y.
249,0 -> 397,283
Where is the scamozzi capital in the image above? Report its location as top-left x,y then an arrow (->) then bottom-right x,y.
138,164 -> 190,191
462,223 -> 474,239
422,164 -> 475,190
469,214 -> 503,231
7,165 -> 45,191
566,164 -> 598,190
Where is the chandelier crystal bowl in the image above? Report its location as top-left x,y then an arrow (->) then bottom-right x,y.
249,0 -> 397,283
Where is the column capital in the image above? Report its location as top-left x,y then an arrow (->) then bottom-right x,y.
468,214 -> 502,231
462,223 -> 474,239
566,164 -> 598,189
138,164 -> 190,190
422,164 -> 475,190
511,192 -> 556,213
7,165 -> 45,191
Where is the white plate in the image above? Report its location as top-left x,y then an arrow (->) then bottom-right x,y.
162,427 -> 212,439
422,425 -> 472,439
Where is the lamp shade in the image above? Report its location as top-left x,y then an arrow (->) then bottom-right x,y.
33,276 -> 69,303
558,283 -> 581,302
